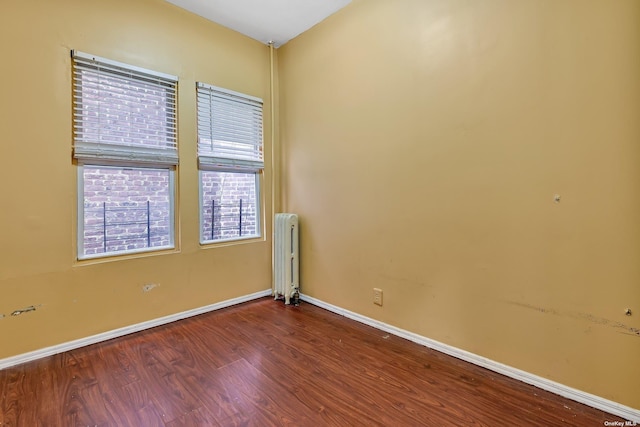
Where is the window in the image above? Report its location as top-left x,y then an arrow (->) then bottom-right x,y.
72,51 -> 178,259
196,83 -> 263,243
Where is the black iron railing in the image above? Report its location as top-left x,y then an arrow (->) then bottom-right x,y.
84,199 -> 255,252
206,199 -> 256,241
84,201 -> 155,252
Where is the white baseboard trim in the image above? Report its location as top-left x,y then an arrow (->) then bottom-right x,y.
299,293 -> 640,423
0,289 -> 272,371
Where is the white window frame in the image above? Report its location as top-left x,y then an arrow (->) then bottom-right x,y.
196,82 -> 264,244
72,50 -> 179,260
198,170 -> 261,244
77,165 -> 176,260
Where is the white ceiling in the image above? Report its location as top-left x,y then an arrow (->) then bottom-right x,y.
165,0 -> 351,47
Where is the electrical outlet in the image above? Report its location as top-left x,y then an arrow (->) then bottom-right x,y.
373,288 -> 383,306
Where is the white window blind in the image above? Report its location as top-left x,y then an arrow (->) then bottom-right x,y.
197,82 -> 263,171
72,50 -> 178,166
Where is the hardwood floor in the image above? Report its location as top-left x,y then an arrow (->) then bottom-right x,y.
0,297 -> 624,426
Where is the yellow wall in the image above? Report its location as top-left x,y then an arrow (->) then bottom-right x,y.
279,0 -> 640,408
0,0 -> 272,357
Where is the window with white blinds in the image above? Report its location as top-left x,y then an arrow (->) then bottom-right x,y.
72,50 -> 177,260
196,82 -> 263,244
196,82 -> 263,171
72,51 -> 178,166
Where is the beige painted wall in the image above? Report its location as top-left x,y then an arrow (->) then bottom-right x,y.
0,0 -> 272,358
279,0 -> 640,408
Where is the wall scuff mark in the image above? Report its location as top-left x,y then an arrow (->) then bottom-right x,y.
508,301 -> 640,337
10,305 -> 39,316
142,283 -> 159,293
508,302 -> 561,316
577,312 -> 640,337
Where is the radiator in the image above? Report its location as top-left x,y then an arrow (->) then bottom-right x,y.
274,213 -> 299,305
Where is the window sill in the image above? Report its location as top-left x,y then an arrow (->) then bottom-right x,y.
199,235 -> 265,249
74,246 -> 179,266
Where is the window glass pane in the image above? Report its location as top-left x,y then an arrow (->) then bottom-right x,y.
201,171 -> 258,242
81,166 -> 172,257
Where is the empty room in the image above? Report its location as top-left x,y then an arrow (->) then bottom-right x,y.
1,0 -> 638,425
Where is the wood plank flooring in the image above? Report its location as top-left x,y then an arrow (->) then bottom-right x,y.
0,297 -> 625,426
